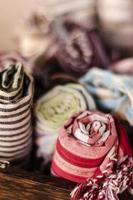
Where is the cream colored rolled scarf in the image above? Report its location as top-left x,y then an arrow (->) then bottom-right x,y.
35,83 -> 96,164
0,62 -> 33,168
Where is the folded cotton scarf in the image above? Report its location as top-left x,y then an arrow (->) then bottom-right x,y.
0,62 -> 33,167
56,22 -> 110,77
35,83 -> 96,164
51,111 -> 133,200
80,68 -> 133,126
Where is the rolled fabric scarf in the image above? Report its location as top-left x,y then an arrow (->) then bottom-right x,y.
0,62 -> 33,167
56,22 -> 110,77
35,83 -> 96,164
80,68 -> 133,126
110,58 -> 133,75
51,111 -> 133,200
44,0 -> 96,28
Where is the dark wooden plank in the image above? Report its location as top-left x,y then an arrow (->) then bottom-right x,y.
0,170 -> 72,200
0,169 -> 132,200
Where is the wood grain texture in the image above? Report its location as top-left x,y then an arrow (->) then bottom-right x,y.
0,169 -> 74,200
0,169 -> 132,200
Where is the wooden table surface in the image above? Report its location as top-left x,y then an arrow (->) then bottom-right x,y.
0,168 -> 133,200
0,168 -> 73,200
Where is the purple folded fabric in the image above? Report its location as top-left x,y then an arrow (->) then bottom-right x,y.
55,21 -> 110,77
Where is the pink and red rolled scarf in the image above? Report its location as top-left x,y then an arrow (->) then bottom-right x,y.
51,111 -> 133,200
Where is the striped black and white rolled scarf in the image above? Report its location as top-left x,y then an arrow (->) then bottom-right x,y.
0,62 -> 33,168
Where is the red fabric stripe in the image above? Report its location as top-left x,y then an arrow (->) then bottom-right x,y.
51,161 -> 87,183
57,139 -> 105,168
115,119 -> 132,156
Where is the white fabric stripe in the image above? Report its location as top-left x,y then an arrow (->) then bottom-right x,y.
0,145 -> 32,161
0,109 -> 30,123
0,90 -> 23,104
0,138 -> 32,152
0,103 -> 30,116
0,78 -> 24,97
0,130 -> 32,147
0,97 -> 32,110
0,114 -> 31,129
0,128 -> 32,142
0,121 -> 30,136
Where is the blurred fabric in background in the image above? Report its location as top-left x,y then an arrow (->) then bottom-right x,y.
0,0 -> 96,51
0,0 -> 46,50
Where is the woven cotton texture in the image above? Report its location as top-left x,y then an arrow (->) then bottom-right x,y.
35,83 -> 96,164
56,24 -> 110,77
0,62 -> 33,166
51,111 -> 133,200
80,68 -> 133,126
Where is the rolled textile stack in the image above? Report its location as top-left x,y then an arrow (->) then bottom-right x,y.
97,0 -> 133,53
44,0 -> 96,28
51,111 -> 133,199
15,9 -> 56,70
80,68 -> 133,126
56,22 -> 110,77
35,83 -> 96,164
0,62 -> 33,168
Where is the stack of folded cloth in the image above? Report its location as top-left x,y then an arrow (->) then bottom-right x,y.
80,68 -> 133,126
52,111 -> 133,199
35,83 -> 96,164
55,21 -> 110,77
44,0 -> 96,28
0,62 -> 33,168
